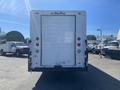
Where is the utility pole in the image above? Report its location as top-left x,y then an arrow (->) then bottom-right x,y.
97,28 -> 102,42
97,28 -> 103,59
0,27 -> 1,34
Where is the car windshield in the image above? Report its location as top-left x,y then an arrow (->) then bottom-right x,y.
14,42 -> 26,46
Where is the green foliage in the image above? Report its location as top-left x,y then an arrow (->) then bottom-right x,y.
5,31 -> 25,42
87,35 -> 96,40
0,34 -> 6,40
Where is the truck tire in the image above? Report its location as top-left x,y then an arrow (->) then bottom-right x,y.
0,50 -> 2,55
0,50 -> 6,56
15,50 -> 20,57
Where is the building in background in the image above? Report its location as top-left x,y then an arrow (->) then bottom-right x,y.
97,35 -> 116,42
117,29 -> 120,41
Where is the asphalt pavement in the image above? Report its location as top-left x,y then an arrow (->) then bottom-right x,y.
0,54 -> 120,90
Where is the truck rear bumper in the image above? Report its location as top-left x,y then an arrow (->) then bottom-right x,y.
28,66 -> 88,72
19,52 -> 29,54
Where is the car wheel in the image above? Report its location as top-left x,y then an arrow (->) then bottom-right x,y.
15,50 -> 20,57
0,50 -> 2,55
92,50 -> 96,54
0,50 -> 6,56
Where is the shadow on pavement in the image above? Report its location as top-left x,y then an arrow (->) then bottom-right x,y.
1,54 -> 28,58
33,64 -> 120,90
105,56 -> 120,61
105,50 -> 120,60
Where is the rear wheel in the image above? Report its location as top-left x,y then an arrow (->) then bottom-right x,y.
15,50 -> 21,57
92,50 -> 96,54
0,50 -> 2,55
0,50 -> 6,56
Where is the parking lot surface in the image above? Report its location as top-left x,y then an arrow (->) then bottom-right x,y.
0,54 -> 120,90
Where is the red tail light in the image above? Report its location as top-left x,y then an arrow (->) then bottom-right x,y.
77,43 -> 81,47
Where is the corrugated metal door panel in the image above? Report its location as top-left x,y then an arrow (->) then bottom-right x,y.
41,16 -> 75,66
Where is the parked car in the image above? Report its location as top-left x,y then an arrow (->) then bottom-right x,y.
104,41 -> 119,50
92,41 -> 108,55
0,41 -> 29,57
87,43 -> 96,53
92,42 -> 107,54
103,41 -> 120,56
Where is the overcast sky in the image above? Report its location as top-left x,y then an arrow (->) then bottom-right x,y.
0,0 -> 120,37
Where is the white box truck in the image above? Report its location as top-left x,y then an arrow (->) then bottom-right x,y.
28,10 -> 88,71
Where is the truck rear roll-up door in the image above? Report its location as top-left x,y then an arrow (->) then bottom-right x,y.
41,16 -> 76,66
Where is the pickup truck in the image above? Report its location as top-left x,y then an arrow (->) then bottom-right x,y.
0,41 -> 29,57
103,41 -> 120,59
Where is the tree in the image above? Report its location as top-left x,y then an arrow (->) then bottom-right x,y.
87,35 -> 96,40
5,31 -> 25,42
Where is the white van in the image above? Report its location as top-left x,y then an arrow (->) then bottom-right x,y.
28,10 -> 88,71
